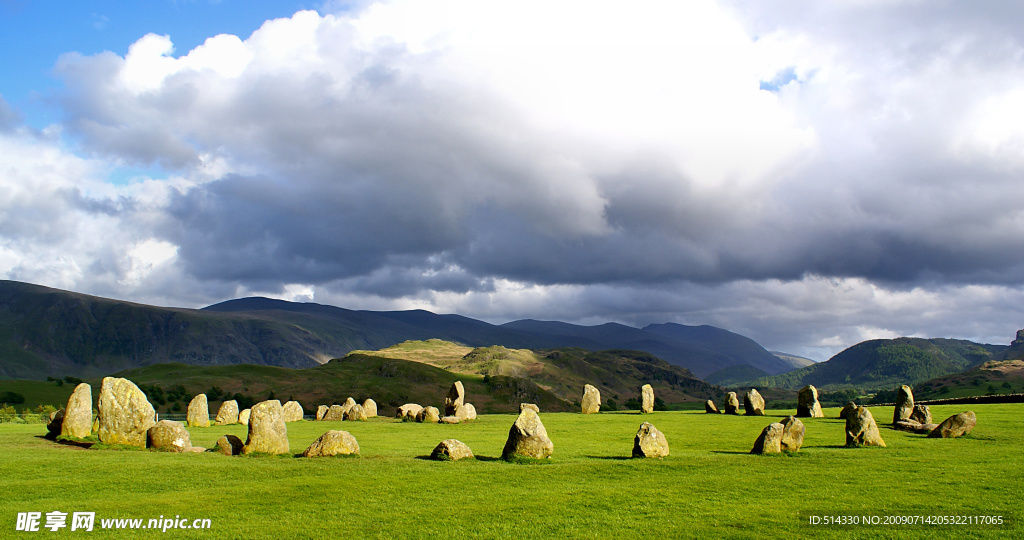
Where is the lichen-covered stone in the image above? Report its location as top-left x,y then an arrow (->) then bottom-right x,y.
303,430 -> 360,457
724,392 -> 740,415
186,394 -> 210,428
238,408 -> 251,426
362,399 -> 377,418
215,400 -> 239,425
705,399 -> 720,414
846,406 -> 886,447
751,423 -> 784,454
147,420 -> 192,452
215,434 -> 243,455
324,405 -> 345,421
780,416 -> 805,452
581,384 -> 601,414
97,377 -> 156,447
796,385 -> 823,418
640,384 -> 655,414
445,381 -> 465,416
893,385 -> 914,424
61,383 -> 93,439
632,421 -> 669,458
928,411 -> 976,439
744,389 -> 765,416
431,439 -> 474,461
417,406 -> 440,423
242,400 -> 289,455
316,405 -> 328,421
282,401 -> 304,422
502,408 -> 553,460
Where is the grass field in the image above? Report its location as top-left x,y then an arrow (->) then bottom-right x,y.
2,404 -> 1019,539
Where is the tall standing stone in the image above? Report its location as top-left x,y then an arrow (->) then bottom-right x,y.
215,400 -> 239,425
780,416 -> 805,452
640,384 -> 655,414
282,401 -> 304,422
632,422 -> 670,458
316,405 -> 328,421
502,408 -> 553,460
581,385 -> 601,414
445,381 -> 465,416
724,392 -> 740,415
97,377 -> 156,447
362,399 -> 378,418
61,383 -> 93,439
846,406 -> 886,447
243,400 -> 289,455
751,423 -> 784,454
796,385 -> 824,418
893,385 -> 914,424
744,389 -> 765,416
187,394 -> 210,428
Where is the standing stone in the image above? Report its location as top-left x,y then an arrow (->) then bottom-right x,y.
417,406 -> 441,423
324,405 -> 345,421
147,420 -> 192,452
463,403 -> 477,420
282,401 -> 304,422
751,423 -> 784,454
581,384 -> 601,414
632,422 -> 670,458
303,430 -> 360,457
724,392 -> 740,415
893,385 -> 914,424
345,404 -> 368,421
445,381 -> 466,416
910,404 -> 931,425
215,400 -> 239,425
46,409 -> 65,439
744,389 -> 765,416
520,403 -> 540,413
362,399 -> 377,418
186,394 -> 210,428
97,377 -> 156,447
796,385 -> 824,418
502,408 -> 553,460
61,383 -> 93,439
705,400 -> 720,414
928,411 -> 976,439
341,397 -> 357,415
431,439 -> 474,461
242,400 -> 289,455
839,401 -> 858,420
238,409 -> 251,426
845,406 -> 886,447
780,416 -> 805,452
397,404 -> 424,419
640,384 -> 655,414
215,434 -> 244,456
316,405 -> 329,421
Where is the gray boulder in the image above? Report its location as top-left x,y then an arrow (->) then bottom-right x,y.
640,384 -> 655,413
362,399 -> 378,418
928,411 -> 976,439
744,389 -> 765,416
431,439 -> 474,461
61,383 -> 93,439
845,406 -> 886,447
215,400 -> 239,425
502,408 -> 553,460
632,421 -> 669,458
417,406 -> 441,423
147,420 -> 192,452
751,422 -> 784,454
780,416 -> 805,452
303,430 -> 360,457
581,384 -> 601,414
242,400 -> 289,455
238,408 -> 251,426
324,405 -> 345,421
910,404 -> 931,425
186,394 -> 210,428
282,401 -> 304,422
97,377 -> 156,447
316,405 -> 328,421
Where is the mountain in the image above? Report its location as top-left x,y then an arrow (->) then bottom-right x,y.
770,351 -> 817,370
747,337 -> 1006,392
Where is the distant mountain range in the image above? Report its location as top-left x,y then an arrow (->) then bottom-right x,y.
0,280 -> 791,380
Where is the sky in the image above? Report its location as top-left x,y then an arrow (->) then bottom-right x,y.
1,0 -> 1023,362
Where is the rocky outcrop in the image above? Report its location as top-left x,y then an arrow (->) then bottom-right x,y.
501,408 -> 553,460
744,389 -> 765,416
215,400 -> 240,425
845,406 -> 886,447
796,385 -> 823,418
640,384 -> 655,414
187,394 -> 210,428
445,381 -> 465,416
928,411 -> 976,439
431,439 -> 474,461
147,420 -> 192,452
242,400 -> 289,455
751,422 -> 784,454
61,383 -> 93,439
282,401 -> 304,422
724,392 -> 740,415
581,385 -> 601,414
97,377 -> 156,447
632,422 -> 669,458
303,430 -> 360,457
893,385 -> 914,424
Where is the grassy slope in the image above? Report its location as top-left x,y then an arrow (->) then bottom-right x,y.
1,404 -> 1019,539
914,359 -> 1024,400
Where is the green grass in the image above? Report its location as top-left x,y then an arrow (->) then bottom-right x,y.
1,405 -> 1020,539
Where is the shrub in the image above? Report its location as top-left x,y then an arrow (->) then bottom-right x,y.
604,398 -> 618,411
0,391 -> 26,404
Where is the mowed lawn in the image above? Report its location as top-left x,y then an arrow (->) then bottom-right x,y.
2,404 -> 1019,539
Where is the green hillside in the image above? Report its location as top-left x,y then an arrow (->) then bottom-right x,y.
747,337 -> 1005,392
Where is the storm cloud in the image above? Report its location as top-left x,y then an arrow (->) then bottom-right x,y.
1,1 -> 1023,359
